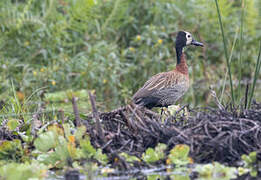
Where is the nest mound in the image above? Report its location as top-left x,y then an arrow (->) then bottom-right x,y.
87,102 -> 261,165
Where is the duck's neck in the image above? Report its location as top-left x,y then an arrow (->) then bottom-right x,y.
175,47 -> 188,74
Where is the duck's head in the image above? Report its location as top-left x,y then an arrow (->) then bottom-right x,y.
175,31 -> 203,49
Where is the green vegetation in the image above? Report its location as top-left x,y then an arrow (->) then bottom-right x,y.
0,0 -> 260,110
0,0 -> 261,179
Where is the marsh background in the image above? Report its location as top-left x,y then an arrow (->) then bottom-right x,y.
0,0 -> 260,112
0,0 -> 261,179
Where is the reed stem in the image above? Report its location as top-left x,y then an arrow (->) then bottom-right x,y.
214,0 -> 235,106
238,0 -> 244,103
220,29 -> 238,104
247,41 -> 261,108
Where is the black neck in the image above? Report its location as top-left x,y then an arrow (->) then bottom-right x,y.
176,46 -> 183,65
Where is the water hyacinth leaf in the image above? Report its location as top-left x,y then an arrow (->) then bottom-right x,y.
249,152 -> 257,162
34,131 -> 57,152
37,152 -> 60,166
7,119 -> 19,131
120,152 -> 140,163
238,167 -> 249,176
147,174 -> 161,180
80,137 -> 96,158
169,174 -> 190,180
94,149 -> 108,165
142,148 -> 158,163
195,162 -> 237,179
0,162 -> 48,180
142,143 -> 167,164
75,126 -> 87,142
55,136 -> 70,162
47,124 -> 64,136
241,151 -> 257,177
0,139 -> 23,160
168,144 -> 190,166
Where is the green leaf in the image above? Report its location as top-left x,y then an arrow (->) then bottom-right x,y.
37,152 -> 59,165
249,152 -> 257,162
120,152 -> 140,163
168,144 -> 190,166
250,169 -> 257,177
195,162 -> 237,179
147,174 -> 161,180
80,137 -> 96,158
94,149 -> 108,165
34,131 -> 57,152
63,123 -> 72,140
7,119 -> 20,131
55,136 -> 70,162
142,143 -> 167,164
75,126 -> 86,142
0,162 -> 47,180
0,139 -> 23,160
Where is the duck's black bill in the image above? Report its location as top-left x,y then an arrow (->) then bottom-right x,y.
191,39 -> 204,47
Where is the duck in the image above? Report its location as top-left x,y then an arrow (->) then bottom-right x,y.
132,31 -> 203,109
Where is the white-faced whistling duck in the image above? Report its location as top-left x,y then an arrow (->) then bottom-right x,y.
132,31 -> 203,109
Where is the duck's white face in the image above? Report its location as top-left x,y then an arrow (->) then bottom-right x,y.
184,31 -> 193,45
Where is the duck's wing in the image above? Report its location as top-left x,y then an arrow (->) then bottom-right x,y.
132,71 -> 187,107
133,72 -> 169,100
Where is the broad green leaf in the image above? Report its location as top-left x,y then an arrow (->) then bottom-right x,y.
0,139 -> 23,160
7,119 -> 19,131
75,126 -> 87,142
94,149 -> 108,165
80,137 -> 96,158
168,144 -> 190,166
0,162 -> 47,180
34,131 -> 57,152
142,143 -> 166,164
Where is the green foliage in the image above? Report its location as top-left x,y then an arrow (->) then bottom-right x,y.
195,162 -> 237,180
44,89 -> 91,112
7,118 -> 20,131
0,140 -> 23,161
34,131 -> 58,152
0,0 -> 260,110
34,123 -> 107,168
0,0 -> 261,178
0,161 -> 47,180
142,143 -> 166,164
241,152 -> 257,177
120,152 -> 141,163
167,144 -> 191,167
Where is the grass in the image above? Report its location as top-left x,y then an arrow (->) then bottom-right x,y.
0,1 -> 260,179
214,0 -> 235,106
237,0 -> 245,102
220,29 -> 238,104
1,0 -> 260,110
214,0 -> 261,108
248,41 -> 261,108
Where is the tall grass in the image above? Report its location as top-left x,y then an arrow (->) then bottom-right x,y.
247,41 -> 261,108
220,30 -> 238,104
214,0 -> 260,108
0,0 -> 260,110
214,0 -> 235,106
237,0 -> 245,102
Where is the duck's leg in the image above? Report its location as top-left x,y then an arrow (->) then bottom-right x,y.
160,107 -> 164,116
161,106 -> 169,116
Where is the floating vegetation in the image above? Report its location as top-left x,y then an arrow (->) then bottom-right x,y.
0,96 -> 260,179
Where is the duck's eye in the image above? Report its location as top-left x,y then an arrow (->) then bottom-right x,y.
188,35 -> 191,38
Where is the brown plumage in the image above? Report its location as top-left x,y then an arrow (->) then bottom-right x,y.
132,31 -> 203,109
